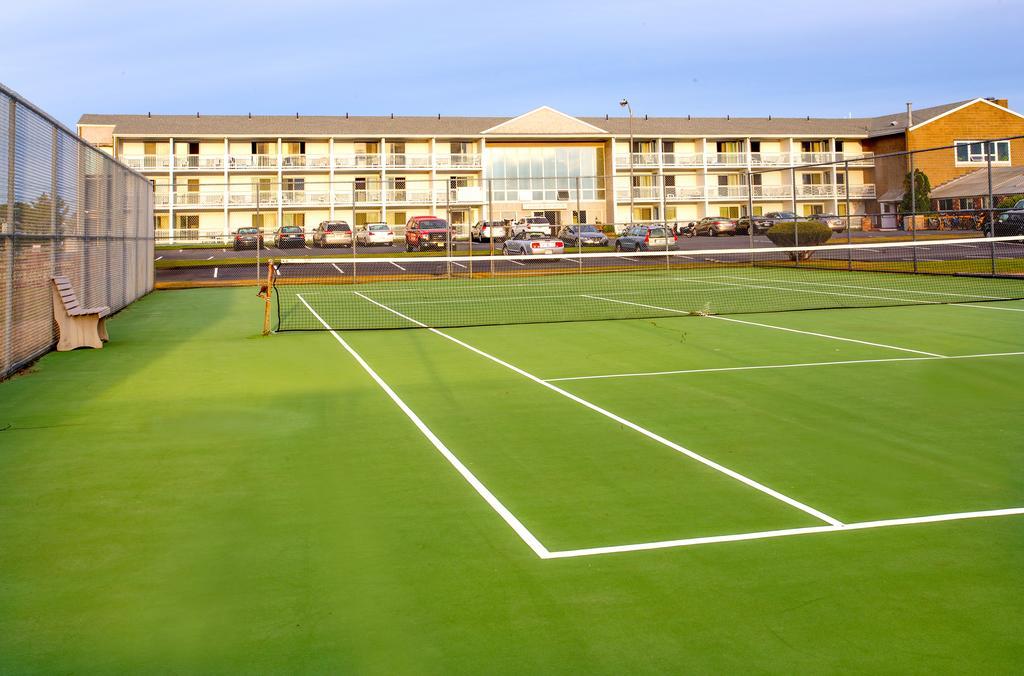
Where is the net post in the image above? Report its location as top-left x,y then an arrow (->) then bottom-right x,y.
445,183 -> 451,279
350,183 -> 357,281
790,165 -> 799,267
487,178 -> 495,276
987,142 -> 996,275
844,159 -> 852,271
262,258 -> 274,335
909,149 -> 917,273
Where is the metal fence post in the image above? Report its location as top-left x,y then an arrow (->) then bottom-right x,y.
745,170 -> 755,264
987,143 -> 996,275
790,165 -> 799,266
910,151 -> 917,273
844,160 -> 852,271
3,97 -> 16,377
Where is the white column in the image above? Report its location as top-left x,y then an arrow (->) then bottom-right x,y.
168,137 -> 175,242
276,138 -> 283,227
430,138 -> 437,215
829,138 -> 839,213
328,138 -> 335,219
701,138 -> 710,218
223,137 -> 229,235
745,136 -> 753,212
380,136 -> 387,225
609,138 -> 618,226
479,138 -> 488,221
657,138 -> 666,222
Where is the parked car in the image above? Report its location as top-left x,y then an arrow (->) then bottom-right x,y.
471,221 -> 507,242
356,223 -> 394,247
812,214 -> 847,232
614,225 -> 676,251
405,215 -> 451,251
273,225 -> 306,248
763,211 -> 804,225
501,230 -> 564,256
232,226 -> 262,250
312,221 -> 353,248
734,216 -> 772,235
692,217 -> 738,236
558,224 -> 609,247
994,199 -> 1024,236
513,216 -> 553,236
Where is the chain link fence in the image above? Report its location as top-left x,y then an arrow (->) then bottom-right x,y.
1,83 -> 154,379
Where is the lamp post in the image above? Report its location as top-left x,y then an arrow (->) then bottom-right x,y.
620,98 -> 634,226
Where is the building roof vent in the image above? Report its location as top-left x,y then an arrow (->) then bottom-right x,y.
147,112 -> 151,118
196,112 -> 200,118
390,113 -> 394,119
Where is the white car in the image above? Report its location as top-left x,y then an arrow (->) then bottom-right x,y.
501,230 -> 564,255
471,221 -> 507,242
513,216 -> 553,236
355,223 -> 395,246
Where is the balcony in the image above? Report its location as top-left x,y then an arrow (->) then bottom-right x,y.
751,152 -> 791,166
226,191 -> 278,207
706,153 -> 748,167
706,185 -> 749,199
385,153 -> 432,169
174,155 -> 225,171
123,155 -> 171,171
334,153 -> 382,169
615,186 -> 661,201
796,184 -> 876,198
435,153 -> 482,169
834,152 -> 875,166
662,153 -> 703,167
281,190 -> 330,206
282,154 -> 329,169
615,153 -> 660,168
664,185 -> 705,200
170,192 -> 224,207
229,154 -> 277,170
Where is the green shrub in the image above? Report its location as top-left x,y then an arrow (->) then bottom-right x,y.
997,194 -> 1024,209
766,220 -> 833,260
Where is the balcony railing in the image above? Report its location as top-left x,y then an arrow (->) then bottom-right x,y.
664,185 -> 705,199
281,190 -> 330,206
334,153 -> 382,169
385,153 -> 432,168
435,153 -> 482,169
123,155 -> 172,170
751,152 -> 791,166
615,153 -> 660,168
615,186 -> 661,200
834,152 -> 875,166
662,153 -> 703,167
706,152 -> 748,167
229,154 -> 277,170
796,184 -> 876,198
282,154 -> 330,169
171,192 -> 224,207
173,155 -> 225,171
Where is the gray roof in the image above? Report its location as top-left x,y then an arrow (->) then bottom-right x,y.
76,99 -> 989,139
930,166 -> 1024,199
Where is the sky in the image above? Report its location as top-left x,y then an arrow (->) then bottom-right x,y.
2,0 -> 1022,128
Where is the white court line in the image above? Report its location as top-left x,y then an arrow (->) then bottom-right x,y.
507,258 -> 526,266
685,275 -> 937,308
389,261 -> 407,271
295,293 -> 550,559
718,274 -> 1012,301
545,351 -> 1024,382
352,290 -> 843,528
154,256 -> 163,261
545,507 -> 1024,558
451,261 -> 467,269
213,267 -> 219,279
957,303 -> 1024,312
583,294 -> 945,357
615,255 -> 642,263
331,263 -> 345,275
206,256 -> 214,260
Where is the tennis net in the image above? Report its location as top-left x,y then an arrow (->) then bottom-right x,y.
272,236 -> 1024,331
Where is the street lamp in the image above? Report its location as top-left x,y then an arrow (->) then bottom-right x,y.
619,98 -> 634,226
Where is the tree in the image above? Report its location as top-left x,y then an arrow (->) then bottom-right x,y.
899,170 -> 931,213
996,194 -> 1024,209
766,220 -> 833,260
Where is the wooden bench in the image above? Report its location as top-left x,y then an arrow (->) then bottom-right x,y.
51,276 -> 110,351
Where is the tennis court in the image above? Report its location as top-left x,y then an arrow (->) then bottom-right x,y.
2,238 -> 1023,671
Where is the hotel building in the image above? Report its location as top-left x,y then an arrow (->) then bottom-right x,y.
77,99 -> 1024,239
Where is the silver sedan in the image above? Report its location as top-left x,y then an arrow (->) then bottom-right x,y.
501,230 -> 565,255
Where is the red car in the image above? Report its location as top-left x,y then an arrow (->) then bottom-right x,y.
405,215 -> 451,252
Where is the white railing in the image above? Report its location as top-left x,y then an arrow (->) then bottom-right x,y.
385,153 -> 432,168
122,155 -> 171,170
435,153 -> 482,169
615,186 -> 661,200
173,155 -> 225,170
798,152 -> 833,165
835,152 -> 875,166
706,184 -> 748,198
154,192 -> 171,206
615,153 -> 660,168
172,192 -> 224,207
752,185 -> 793,198
662,153 -> 703,167
795,184 -> 876,198
334,153 -> 382,169
664,185 -> 705,199
282,154 -> 330,169
751,152 -> 790,166
229,154 -> 277,170
281,190 -> 330,206
706,152 -> 747,167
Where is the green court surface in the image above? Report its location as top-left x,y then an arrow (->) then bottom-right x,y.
1,287 -> 1023,672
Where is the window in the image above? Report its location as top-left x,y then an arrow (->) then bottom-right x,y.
938,199 -> 955,211
955,140 -> 1010,164
837,203 -> 848,216
572,210 -> 588,224
283,213 -> 305,228
802,204 -> 824,216
834,140 -> 845,152
487,146 -> 604,202
283,141 -> 305,155
176,214 -> 199,239
252,213 -> 272,230
389,211 -> 406,225
450,141 -> 468,155
719,206 -> 741,218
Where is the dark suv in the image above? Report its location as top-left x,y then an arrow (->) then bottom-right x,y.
405,216 -> 451,251
994,199 -> 1024,236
